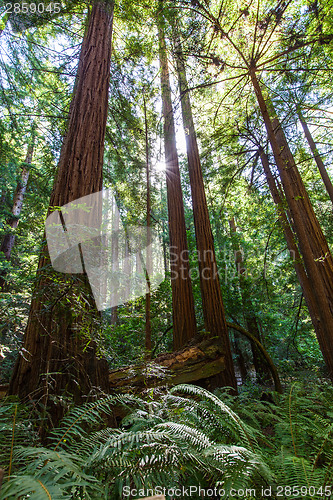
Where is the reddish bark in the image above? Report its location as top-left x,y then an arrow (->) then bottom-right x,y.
172,24 -> 236,390
9,1 -> 115,417
259,147 -> 324,353
158,7 -> 197,350
251,67 -> 333,380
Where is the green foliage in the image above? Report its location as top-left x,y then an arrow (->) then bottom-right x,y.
0,387 -> 268,499
1,7 -> 333,500
1,383 -> 333,499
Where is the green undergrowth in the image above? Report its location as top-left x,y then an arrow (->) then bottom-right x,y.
0,382 -> 332,499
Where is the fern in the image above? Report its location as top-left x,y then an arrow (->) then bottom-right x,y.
169,384 -> 259,449
0,398 -> 37,475
1,382 -> 333,499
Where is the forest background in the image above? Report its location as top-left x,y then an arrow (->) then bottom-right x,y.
1,0 -> 333,498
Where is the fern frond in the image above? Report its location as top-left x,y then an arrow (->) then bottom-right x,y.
170,384 -> 256,449
0,474 -> 70,500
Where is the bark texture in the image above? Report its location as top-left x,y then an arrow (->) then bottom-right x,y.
172,21 -> 236,390
157,7 -> 197,350
259,147 -> 325,356
9,1 -> 114,415
251,68 -> 333,380
109,335 -> 226,392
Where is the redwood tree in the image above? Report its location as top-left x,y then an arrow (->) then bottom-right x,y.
171,19 -> 236,389
259,146 -> 325,360
178,0 -> 333,380
9,0 -> 115,414
251,75 -> 333,380
157,4 -> 197,350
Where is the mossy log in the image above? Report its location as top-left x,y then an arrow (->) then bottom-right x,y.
109,334 -> 226,392
109,326 -> 282,394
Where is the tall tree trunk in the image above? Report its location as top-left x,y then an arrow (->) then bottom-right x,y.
157,7 -> 197,350
229,217 -> 271,384
297,107 -> 333,205
160,183 -> 169,276
171,21 -> 236,390
143,93 -> 152,354
251,67 -> 333,380
9,1 -> 114,418
259,147 -> 324,354
0,140 -> 34,290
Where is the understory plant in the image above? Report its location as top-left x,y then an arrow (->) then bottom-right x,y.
0,382 -> 332,499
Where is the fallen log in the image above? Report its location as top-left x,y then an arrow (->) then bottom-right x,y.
109,326 -> 282,394
0,326 -> 281,399
109,334 -> 226,392
0,337 -> 224,400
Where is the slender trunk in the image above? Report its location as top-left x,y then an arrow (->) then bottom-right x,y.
251,67 -> 333,380
233,333 -> 248,383
228,225 -> 249,384
162,221 -> 168,275
9,1 -> 114,418
259,147 -> 324,351
143,92 -> 152,354
0,142 -> 34,290
157,7 -> 197,350
229,217 -> 271,384
161,183 -> 169,275
136,252 -> 142,274
111,197 -> 119,325
123,236 -> 131,302
228,322 -> 282,393
297,107 -> 333,205
171,21 -> 236,390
